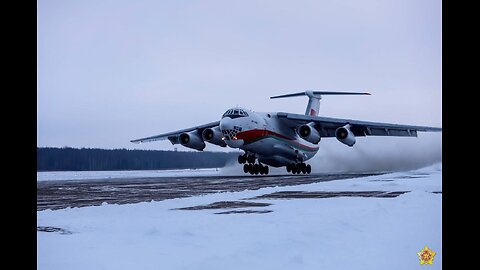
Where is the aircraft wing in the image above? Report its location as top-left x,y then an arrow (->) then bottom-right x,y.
276,112 -> 441,137
130,121 -> 220,144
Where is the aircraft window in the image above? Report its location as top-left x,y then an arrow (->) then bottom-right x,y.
222,109 -> 249,119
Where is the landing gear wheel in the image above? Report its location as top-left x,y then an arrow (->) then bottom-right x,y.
264,166 -> 269,175
243,164 -> 249,173
238,155 -> 247,164
247,155 -> 256,164
286,164 -> 292,173
300,163 -> 307,174
249,164 -> 255,175
255,164 -> 261,175
306,164 -> 311,174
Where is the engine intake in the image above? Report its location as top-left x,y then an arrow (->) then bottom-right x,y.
202,127 -> 227,147
179,131 -> 206,151
297,122 -> 321,144
335,124 -> 356,146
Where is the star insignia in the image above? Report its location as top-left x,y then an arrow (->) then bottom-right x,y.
417,246 -> 436,265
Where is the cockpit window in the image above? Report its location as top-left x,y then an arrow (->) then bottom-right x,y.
222,108 -> 249,119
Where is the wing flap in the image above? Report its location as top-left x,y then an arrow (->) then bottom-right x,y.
365,127 -> 417,137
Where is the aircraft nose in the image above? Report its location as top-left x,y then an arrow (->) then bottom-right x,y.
220,117 -> 234,131
219,117 -> 244,148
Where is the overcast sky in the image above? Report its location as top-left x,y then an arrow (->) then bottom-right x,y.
38,0 -> 441,151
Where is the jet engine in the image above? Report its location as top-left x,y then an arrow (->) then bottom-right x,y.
335,124 -> 355,146
202,127 -> 227,147
297,122 -> 321,144
179,131 -> 206,151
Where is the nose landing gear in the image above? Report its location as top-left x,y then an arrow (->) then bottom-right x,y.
286,163 -> 311,174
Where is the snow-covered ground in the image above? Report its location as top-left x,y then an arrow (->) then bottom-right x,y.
37,163 -> 442,270
37,168 -> 220,181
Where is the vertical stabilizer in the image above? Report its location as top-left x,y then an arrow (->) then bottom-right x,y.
304,91 -> 321,116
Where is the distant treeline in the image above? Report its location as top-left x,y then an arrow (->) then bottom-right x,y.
37,147 -> 239,171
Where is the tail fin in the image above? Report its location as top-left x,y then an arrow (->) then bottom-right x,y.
270,90 -> 371,116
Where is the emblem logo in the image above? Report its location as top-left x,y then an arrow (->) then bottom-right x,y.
417,246 -> 436,265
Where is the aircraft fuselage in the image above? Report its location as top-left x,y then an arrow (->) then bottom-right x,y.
219,108 -> 319,167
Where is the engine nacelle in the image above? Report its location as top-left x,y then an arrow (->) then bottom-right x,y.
179,131 -> 206,151
297,122 -> 321,144
202,127 -> 227,147
335,124 -> 356,147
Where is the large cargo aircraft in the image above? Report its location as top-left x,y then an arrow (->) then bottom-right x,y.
131,91 -> 441,175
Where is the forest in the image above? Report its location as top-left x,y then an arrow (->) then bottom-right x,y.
37,147 -> 239,171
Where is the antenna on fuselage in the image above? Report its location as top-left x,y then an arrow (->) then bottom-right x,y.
270,90 -> 370,116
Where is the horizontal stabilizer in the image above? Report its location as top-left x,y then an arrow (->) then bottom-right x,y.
271,90 -> 371,116
270,91 -> 370,99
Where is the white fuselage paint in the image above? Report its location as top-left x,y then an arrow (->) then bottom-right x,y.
219,108 -> 319,167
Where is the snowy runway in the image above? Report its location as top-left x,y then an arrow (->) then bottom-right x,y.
37,173 -> 379,211
37,164 -> 442,270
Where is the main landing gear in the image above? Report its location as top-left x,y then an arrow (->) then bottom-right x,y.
286,163 -> 311,174
238,153 -> 269,175
243,163 -> 269,175
238,153 -> 256,164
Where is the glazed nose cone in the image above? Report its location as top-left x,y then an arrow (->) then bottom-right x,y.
220,117 -> 233,131
219,117 -> 244,148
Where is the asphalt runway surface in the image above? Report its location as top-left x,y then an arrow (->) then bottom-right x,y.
37,173 -> 381,211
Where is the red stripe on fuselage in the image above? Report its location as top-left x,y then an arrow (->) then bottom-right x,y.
236,129 -> 291,141
235,129 -> 318,151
